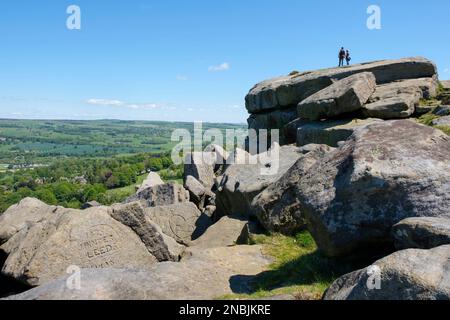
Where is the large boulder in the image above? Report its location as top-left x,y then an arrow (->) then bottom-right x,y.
324,245 -> 450,300
7,245 -> 271,300
215,144 -> 303,218
1,206 -> 157,286
296,118 -> 383,147
109,202 -> 184,260
136,172 -> 164,193
183,152 -> 216,188
252,145 -> 333,235
246,57 -> 437,113
294,120 -> 450,257
144,202 -> 211,245
0,198 -> 53,244
125,182 -> 189,208
297,72 -> 376,121
392,217 -> 450,250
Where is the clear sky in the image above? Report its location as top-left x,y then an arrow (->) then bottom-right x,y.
0,0 -> 449,123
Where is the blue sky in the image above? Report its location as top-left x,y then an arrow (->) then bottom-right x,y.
0,0 -> 449,123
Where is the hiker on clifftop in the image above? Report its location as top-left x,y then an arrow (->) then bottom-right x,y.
346,50 -> 351,66
338,47 -> 346,67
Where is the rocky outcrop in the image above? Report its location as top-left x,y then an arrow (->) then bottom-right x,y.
252,145 -> 333,235
1,205 -> 158,286
144,202 -> 211,245
245,57 -> 438,145
215,144 -> 303,218
125,182 -> 189,208
136,172 -> 164,193
246,57 -> 437,113
324,245 -> 450,300
392,217 -> 450,250
7,245 -> 271,300
293,120 -> 450,257
297,72 -> 376,121
184,175 -> 215,211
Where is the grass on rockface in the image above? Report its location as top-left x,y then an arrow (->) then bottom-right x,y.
220,232 -> 356,300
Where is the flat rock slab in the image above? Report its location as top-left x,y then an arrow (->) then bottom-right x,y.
1,206 -> 157,286
298,72 -> 376,121
296,118 -> 382,147
432,115 -> 450,126
392,217 -> 450,250
246,57 -> 437,113
189,216 -> 249,249
324,245 -> 450,300
6,245 -> 271,300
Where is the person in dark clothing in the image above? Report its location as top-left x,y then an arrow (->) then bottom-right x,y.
338,47 -> 346,67
346,50 -> 351,66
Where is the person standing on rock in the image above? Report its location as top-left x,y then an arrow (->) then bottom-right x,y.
338,47 -> 346,67
346,50 -> 351,66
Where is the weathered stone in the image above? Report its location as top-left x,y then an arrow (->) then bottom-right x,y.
184,175 -> 208,207
296,118 -> 383,147
295,120 -> 450,257
392,217 -> 450,250
189,216 -> 249,249
363,82 -> 424,119
246,57 -> 437,113
125,183 -> 189,208
109,202 -> 184,261
1,206 -> 157,286
215,145 -> 302,218
431,115 -> 450,126
324,245 -> 450,300
183,152 -> 216,188
136,172 -> 164,193
298,72 -> 376,121
252,145 -> 332,235
145,202 -> 211,245
0,198 -> 54,244
7,245 -> 271,300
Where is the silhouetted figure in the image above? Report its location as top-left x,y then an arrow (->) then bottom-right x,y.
339,47 -> 346,67
346,50 -> 351,66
